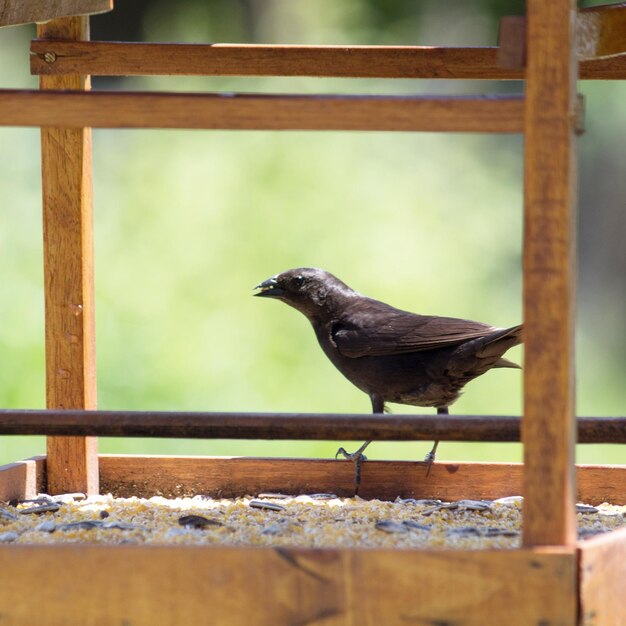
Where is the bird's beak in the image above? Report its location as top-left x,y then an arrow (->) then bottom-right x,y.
254,277 -> 285,298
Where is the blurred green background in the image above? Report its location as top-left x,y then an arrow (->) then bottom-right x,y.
1,1 -> 624,467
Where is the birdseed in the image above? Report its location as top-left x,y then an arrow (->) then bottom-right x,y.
0,493 -> 623,548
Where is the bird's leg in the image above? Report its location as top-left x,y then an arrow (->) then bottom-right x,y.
425,406 -> 448,477
335,394 -> 384,494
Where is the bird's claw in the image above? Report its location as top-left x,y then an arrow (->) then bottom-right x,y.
335,446 -> 368,462
335,446 -> 368,495
424,451 -> 436,478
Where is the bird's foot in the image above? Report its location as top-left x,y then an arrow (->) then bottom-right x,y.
424,453 -> 436,478
335,447 -> 368,463
335,446 -> 369,496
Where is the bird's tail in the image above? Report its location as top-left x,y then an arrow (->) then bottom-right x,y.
493,357 -> 521,369
476,324 -> 523,362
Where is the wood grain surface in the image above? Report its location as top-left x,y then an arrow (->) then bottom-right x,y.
0,409 -> 624,443
38,17 -> 98,495
522,0 -> 579,547
0,457 -> 45,502
29,40 -> 626,79
579,526 -> 626,625
0,89 -> 526,133
95,456 -> 626,504
0,544 -> 576,625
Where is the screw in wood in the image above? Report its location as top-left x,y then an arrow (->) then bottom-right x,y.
43,52 -> 57,64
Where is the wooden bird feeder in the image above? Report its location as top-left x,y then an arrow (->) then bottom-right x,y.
0,1 -> 625,623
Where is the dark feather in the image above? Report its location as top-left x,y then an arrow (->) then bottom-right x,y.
332,298 -> 499,358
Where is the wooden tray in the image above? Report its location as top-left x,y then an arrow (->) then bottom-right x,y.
0,455 -> 624,625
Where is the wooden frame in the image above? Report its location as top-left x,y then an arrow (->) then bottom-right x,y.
0,91 -> 528,133
28,40 -> 626,80
37,17 -> 99,496
0,0 -> 625,623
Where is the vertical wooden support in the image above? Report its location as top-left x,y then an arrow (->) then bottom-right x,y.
38,17 -> 99,495
522,1 -> 578,545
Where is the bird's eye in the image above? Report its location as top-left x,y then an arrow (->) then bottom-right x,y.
294,275 -> 305,287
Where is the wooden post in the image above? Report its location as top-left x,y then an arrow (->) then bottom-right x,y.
38,17 -> 99,495
522,1 -> 578,545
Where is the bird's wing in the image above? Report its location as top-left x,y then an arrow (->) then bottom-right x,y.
332,300 -> 499,358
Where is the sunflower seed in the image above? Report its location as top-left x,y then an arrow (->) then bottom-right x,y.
576,504 -> 599,514
0,506 -> 18,521
261,523 -> 286,535
178,515 -> 222,529
308,493 -> 338,500
375,520 -> 408,534
19,496 -> 54,505
249,500 -> 285,511
257,493 -> 290,500
456,500 -> 492,511
484,527 -> 520,537
579,528 -> 607,538
447,526 -> 482,536
493,496 -> 524,506
103,521 -> 147,531
402,520 -> 431,531
35,521 -> 57,533
19,502 -> 61,514
403,498 -> 443,506
59,520 -> 102,531
0,531 -> 19,542
51,493 -> 86,504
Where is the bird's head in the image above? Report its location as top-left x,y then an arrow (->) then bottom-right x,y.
254,268 -> 354,319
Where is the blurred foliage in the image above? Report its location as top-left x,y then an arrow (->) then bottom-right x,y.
0,2 -> 624,468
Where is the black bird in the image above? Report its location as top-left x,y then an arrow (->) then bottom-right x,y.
255,268 -> 522,489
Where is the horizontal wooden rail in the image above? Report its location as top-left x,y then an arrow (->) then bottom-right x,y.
0,90 -> 527,132
97,457 -> 626,503
0,410 -> 624,442
29,41 -> 626,80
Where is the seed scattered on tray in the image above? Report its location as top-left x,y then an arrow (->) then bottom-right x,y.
178,514 -> 222,529
0,507 -> 18,521
257,493 -> 290,500
35,521 -> 56,533
19,502 -> 61,515
51,493 -> 86,504
0,531 -> 19,543
249,500 -> 286,512
0,493 -> 622,548
375,520 -> 408,534
575,504 -> 599,514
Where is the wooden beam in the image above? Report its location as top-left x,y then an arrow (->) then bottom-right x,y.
579,54 -> 626,80
29,41 -> 524,79
522,1 -> 578,547
0,90 -> 527,132
0,0 -> 112,27
38,18 -> 98,495
29,40 -> 626,80
499,4 -> 626,69
96,456 -> 626,504
579,527 -> 626,625
0,409 -> 624,443
0,456 -> 45,501
577,2 -> 626,60
0,544 -> 576,626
